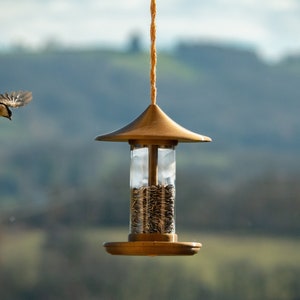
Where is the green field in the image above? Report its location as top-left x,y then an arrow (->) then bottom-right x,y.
0,227 -> 299,299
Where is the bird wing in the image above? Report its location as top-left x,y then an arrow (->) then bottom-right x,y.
0,91 -> 32,108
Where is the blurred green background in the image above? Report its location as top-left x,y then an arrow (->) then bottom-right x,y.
0,40 -> 300,300
0,36 -> 300,299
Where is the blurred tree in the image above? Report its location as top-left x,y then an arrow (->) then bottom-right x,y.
127,33 -> 142,54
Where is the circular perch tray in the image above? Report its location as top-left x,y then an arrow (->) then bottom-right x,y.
103,241 -> 202,256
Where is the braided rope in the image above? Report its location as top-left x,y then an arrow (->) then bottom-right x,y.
150,0 -> 157,105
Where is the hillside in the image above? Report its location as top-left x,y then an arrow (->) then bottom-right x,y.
0,43 -> 300,232
1,45 -> 299,148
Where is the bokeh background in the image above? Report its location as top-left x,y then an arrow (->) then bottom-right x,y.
1,1 -> 300,299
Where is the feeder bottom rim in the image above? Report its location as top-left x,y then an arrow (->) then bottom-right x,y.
103,241 -> 202,256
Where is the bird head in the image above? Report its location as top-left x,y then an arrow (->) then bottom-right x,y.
0,104 -> 12,120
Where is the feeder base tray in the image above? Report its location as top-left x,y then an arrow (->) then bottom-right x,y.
103,241 -> 202,256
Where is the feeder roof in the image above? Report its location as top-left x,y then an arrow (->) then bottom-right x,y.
95,104 -> 211,143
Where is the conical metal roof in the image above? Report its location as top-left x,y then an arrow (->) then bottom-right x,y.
95,104 -> 211,143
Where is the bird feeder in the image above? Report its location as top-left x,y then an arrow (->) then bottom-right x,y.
96,104 -> 211,255
95,0 -> 212,256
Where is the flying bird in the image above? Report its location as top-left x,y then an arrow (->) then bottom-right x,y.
0,91 -> 32,120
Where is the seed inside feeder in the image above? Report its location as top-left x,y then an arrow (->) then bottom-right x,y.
130,184 -> 175,234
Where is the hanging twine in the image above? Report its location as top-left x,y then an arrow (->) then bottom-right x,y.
150,0 -> 157,105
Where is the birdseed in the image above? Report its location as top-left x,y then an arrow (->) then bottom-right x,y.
130,184 -> 175,234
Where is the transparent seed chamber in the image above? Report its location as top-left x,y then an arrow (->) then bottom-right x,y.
129,144 -> 176,241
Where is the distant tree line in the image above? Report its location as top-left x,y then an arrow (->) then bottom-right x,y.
2,168 -> 299,236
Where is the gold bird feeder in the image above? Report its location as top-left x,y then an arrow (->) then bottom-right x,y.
95,0 -> 211,255
96,104 -> 211,255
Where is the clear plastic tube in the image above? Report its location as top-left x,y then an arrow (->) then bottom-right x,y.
130,144 -> 176,235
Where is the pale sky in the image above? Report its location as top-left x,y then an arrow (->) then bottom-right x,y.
1,0 -> 300,61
